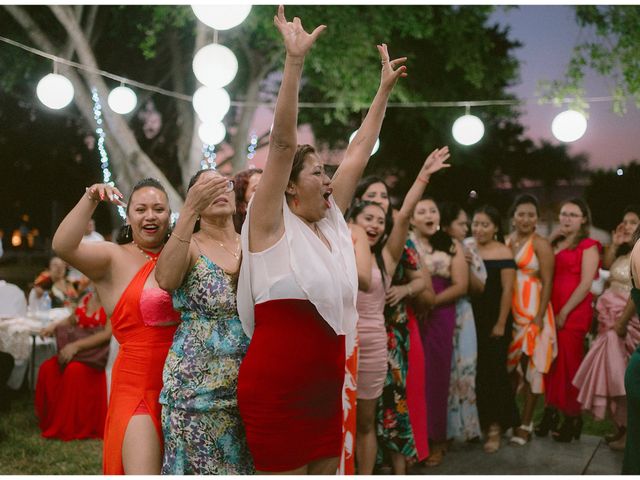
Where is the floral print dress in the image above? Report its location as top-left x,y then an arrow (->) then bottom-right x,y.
376,238 -> 429,463
159,255 -> 254,474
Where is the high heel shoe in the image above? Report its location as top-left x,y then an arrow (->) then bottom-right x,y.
534,407 -> 559,437
552,415 -> 583,442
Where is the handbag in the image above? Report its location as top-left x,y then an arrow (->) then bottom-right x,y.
54,323 -> 110,370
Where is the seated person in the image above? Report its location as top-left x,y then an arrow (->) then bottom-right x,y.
28,256 -> 78,310
35,288 -> 111,440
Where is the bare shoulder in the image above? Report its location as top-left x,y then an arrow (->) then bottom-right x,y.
495,242 -> 513,259
532,233 -> 552,250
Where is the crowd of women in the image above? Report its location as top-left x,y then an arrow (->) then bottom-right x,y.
37,5 -> 639,476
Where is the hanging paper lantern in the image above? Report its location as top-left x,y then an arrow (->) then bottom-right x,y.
192,43 -> 238,89
108,86 -> 137,114
36,73 -> 74,110
349,130 -> 380,156
192,86 -> 231,123
191,5 -> 252,30
551,110 -> 587,143
198,121 -> 226,145
452,114 -> 484,146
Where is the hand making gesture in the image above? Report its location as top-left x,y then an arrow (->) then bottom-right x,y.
377,43 -> 408,92
418,146 -> 451,182
273,5 -> 326,58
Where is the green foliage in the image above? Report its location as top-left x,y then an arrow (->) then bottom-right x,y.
539,5 -> 640,115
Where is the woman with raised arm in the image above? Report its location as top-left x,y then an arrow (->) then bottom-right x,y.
51,178 -> 196,474
155,168 -> 254,474
235,5 -> 406,474
348,149 -> 449,475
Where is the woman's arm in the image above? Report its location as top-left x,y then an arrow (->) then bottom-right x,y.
249,7 -> 326,251
156,174 -> 230,291
555,245 -> 600,329
614,296 -> 636,337
408,266 -> 435,311
39,314 -> 74,338
492,265 -> 516,337
350,224 -> 372,292
532,235 -> 555,328
58,319 -> 112,365
51,183 -> 124,281
603,223 -> 624,269
383,147 -> 450,273
433,242 -> 469,307
331,44 -> 407,213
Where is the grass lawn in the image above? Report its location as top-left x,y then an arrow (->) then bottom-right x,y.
0,389 -> 102,475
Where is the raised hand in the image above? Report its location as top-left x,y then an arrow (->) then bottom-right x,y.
273,5 -> 326,58
611,222 -> 626,246
85,183 -> 125,206
419,146 -> 451,181
377,43 -> 407,92
184,173 -> 232,215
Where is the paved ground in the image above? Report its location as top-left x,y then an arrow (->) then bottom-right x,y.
408,434 -> 624,475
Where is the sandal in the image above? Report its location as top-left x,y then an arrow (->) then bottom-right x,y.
424,446 -> 445,467
509,422 -> 533,446
483,425 -> 501,453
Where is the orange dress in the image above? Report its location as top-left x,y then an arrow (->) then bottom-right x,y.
102,258 -> 178,474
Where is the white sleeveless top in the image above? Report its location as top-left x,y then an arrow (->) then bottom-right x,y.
237,195 -> 359,339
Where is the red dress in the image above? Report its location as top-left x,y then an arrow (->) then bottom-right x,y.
35,293 -> 108,440
102,258 -> 179,474
544,238 -> 601,415
237,299 -> 345,472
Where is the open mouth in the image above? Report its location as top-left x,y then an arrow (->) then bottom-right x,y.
142,224 -> 159,234
365,229 -> 379,240
322,188 -> 333,208
425,221 -> 435,228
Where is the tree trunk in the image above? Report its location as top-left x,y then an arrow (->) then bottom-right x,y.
49,5 -> 184,210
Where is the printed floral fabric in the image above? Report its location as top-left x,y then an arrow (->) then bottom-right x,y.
376,239 -> 421,461
447,297 -> 481,441
160,255 -> 253,474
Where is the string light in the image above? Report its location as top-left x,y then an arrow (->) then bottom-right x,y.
91,87 -> 126,219
247,131 -> 258,160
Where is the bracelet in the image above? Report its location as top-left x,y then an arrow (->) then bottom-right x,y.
406,284 -> 413,297
171,232 -> 191,244
417,175 -> 430,184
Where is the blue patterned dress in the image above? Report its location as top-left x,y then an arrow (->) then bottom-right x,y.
159,255 -> 254,474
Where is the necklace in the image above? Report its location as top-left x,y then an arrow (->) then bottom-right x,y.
132,241 -> 160,262
214,236 -> 241,260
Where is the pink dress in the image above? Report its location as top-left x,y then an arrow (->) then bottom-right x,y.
573,253 -> 640,424
356,264 -> 388,400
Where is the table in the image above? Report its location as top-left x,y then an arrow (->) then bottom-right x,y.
0,308 -> 71,389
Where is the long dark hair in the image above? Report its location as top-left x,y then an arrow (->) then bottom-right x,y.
473,204 -> 505,243
116,178 -> 170,244
615,204 -> 640,259
415,196 -> 456,256
347,200 -> 388,286
353,176 -> 394,238
551,197 -> 591,249
233,168 -> 263,233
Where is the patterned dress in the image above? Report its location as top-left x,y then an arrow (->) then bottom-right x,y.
507,236 -> 557,394
376,239 -> 429,463
159,255 -> 254,475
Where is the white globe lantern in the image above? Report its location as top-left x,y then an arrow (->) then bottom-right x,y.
198,121 -> 226,145
452,114 -> 484,146
108,86 -> 137,115
191,4 -> 252,30
551,110 -> 587,143
36,73 -> 74,110
192,86 -> 231,123
349,130 -> 380,156
192,43 -> 238,89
